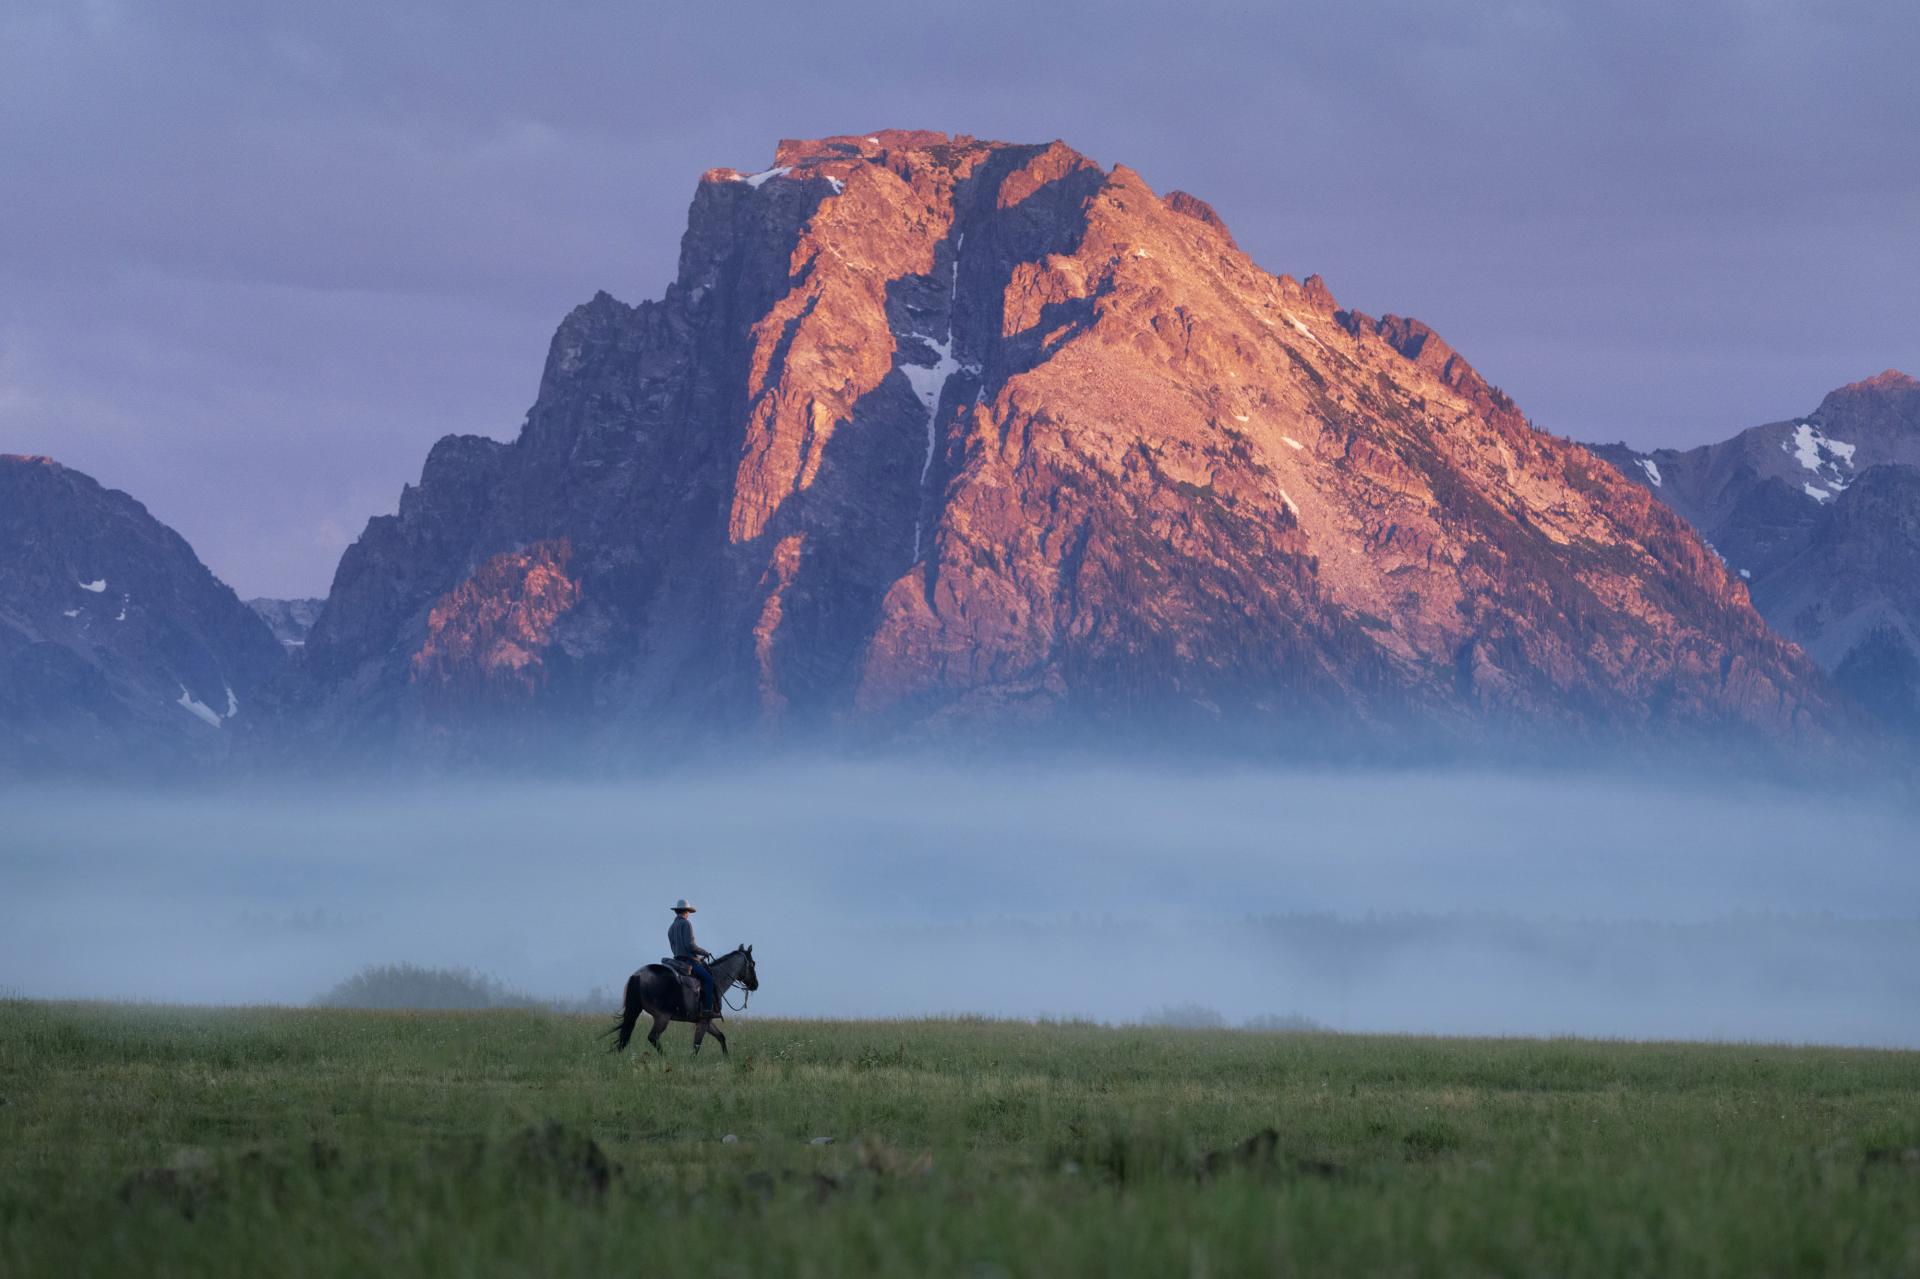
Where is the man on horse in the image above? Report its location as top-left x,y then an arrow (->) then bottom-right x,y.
668,899 -> 720,1018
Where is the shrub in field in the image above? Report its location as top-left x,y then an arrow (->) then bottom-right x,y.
1142,1007 -> 1328,1032
1243,1012 -> 1328,1033
315,963 -> 533,1010
1143,1003 -> 1227,1028
541,987 -> 616,1015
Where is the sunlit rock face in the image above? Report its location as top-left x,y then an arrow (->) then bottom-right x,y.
1593,371 -> 1920,733
411,540 -> 582,698
0,455 -> 285,770
288,131 -> 1837,758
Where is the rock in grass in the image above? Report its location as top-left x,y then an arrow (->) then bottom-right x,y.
1195,1128 -> 1343,1184
119,1147 -> 219,1218
509,1123 -> 615,1201
1862,1146 -> 1920,1169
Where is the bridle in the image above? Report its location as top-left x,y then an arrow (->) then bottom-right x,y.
721,948 -> 755,1012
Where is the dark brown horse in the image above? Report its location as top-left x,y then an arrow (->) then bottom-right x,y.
609,945 -> 758,1057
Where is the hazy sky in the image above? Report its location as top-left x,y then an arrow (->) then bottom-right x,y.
3,0 -> 1914,597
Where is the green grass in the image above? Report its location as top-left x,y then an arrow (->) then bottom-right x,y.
2,1001 -> 1917,1277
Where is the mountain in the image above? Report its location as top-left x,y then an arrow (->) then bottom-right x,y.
1754,464 -> 1920,734
1593,372 -> 1920,730
286,130 -> 1834,758
0,455 -> 286,770
1591,371 -> 1920,581
247,597 -> 324,650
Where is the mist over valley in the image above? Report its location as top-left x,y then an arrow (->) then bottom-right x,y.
6,760 -> 1913,1047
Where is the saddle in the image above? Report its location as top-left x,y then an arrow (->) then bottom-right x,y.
655,958 -> 712,1019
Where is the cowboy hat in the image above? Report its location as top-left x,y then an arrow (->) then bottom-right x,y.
671,899 -> 696,913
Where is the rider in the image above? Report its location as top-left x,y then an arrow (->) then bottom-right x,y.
668,898 -> 719,1018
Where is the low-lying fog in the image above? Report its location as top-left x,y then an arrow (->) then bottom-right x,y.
3,761 -> 1916,1047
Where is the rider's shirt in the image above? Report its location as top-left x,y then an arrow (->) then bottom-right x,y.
668,915 -> 704,961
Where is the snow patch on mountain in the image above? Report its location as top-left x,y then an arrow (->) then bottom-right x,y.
176,685 -> 224,728
1282,313 -> 1325,350
1783,422 -> 1856,499
907,240 -> 966,562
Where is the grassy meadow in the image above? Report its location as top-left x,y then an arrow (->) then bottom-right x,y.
2,1000 -> 1917,1276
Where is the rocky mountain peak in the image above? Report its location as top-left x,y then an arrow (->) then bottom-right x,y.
282,130 -> 1839,758
1843,368 -> 1918,395
1816,368 -> 1920,435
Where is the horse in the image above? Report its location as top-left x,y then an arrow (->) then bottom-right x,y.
608,944 -> 758,1057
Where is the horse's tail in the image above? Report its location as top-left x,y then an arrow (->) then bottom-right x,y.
608,973 -> 643,1052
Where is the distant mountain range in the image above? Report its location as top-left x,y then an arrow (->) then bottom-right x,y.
246,597 -> 323,650
1592,371 -> 1920,733
6,130 -> 1910,771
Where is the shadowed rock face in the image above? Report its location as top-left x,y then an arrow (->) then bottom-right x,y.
1593,372 -> 1920,733
0,455 -> 285,770
1751,464 -> 1920,733
288,131 -> 1837,758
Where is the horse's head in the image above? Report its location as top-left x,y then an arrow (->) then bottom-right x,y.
737,944 -> 759,992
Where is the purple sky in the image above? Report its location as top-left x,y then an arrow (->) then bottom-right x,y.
3,1 -> 1915,598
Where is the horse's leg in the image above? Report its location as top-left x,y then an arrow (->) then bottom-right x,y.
647,1011 -> 669,1055
692,1020 -> 706,1056
707,1024 -> 728,1058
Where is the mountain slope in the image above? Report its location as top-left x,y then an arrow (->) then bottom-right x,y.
1752,464 -> 1920,733
0,455 -> 286,769
289,131 -> 1835,756
1593,372 -> 1920,730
